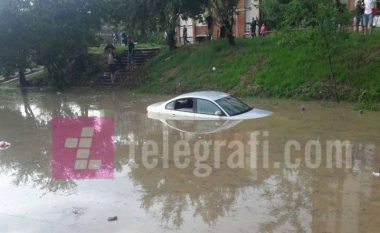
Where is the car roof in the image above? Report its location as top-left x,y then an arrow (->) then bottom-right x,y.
175,91 -> 230,101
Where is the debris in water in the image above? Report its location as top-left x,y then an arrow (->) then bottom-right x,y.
359,109 -> 364,115
72,207 -> 85,217
0,141 -> 11,150
108,216 -> 118,221
373,172 -> 380,177
301,106 -> 305,112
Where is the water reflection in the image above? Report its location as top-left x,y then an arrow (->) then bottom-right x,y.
148,112 -> 242,134
0,88 -> 379,232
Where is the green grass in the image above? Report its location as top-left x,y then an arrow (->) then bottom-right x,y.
135,42 -> 163,49
5,69 -> 47,88
139,30 -> 380,108
89,43 -> 163,56
89,44 -> 126,56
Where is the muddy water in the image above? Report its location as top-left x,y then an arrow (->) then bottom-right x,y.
0,87 -> 379,233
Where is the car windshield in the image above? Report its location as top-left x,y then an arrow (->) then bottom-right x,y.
215,96 -> 252,116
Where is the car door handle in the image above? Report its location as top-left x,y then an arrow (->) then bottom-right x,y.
172,114 -> 175,117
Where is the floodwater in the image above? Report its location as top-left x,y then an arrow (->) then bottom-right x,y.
0,87 -> 379,233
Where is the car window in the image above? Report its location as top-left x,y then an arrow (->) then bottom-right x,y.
165,101 -> 175,110
215,96 -> 252,116
196,99 -> 223,115
174,98 -> 194,112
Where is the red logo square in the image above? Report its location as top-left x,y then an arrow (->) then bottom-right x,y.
52,117 -> 114,179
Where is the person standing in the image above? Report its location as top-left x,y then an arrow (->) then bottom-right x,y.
364,0 -> 376,35
251,17 -> 257,38
121,32 -> 128,46
356,0 -> 365,33
112,32 -> 117,46
104,43 -> 116,83
260,23 -> 268,36
183,27 -> 190,45
127,37 -> 135,65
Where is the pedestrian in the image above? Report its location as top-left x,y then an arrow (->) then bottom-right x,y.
104,43 -> 117,83
260,23 -> 268,36
251,17 -> 257,38
121,32 -> 128,46
183,27 -> 190,44
112,32 -> 117,46
356,0 -> 365,33
119,32 -> 123,45
127,37 -> 135,64
364,0 -> 376,35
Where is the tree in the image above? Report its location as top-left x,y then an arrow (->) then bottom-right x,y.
124,0 -> 207,50
0,0 -> 107,88
0,0 -> 36,87
210,0 -> 239,45
282,0 -> 351,101
32,0 -> 106,87
259,0 -> 290,29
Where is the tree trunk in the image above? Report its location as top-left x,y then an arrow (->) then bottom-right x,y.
167,30 -> 177,50
18,49 -> 28,87
19,66 -> 27,87
226,26 -> 235,46
227,33 -> 235,45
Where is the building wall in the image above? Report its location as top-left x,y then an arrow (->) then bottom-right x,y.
176,0 -> 373,44
346,0 -> 380,11
177,0 -> 260,44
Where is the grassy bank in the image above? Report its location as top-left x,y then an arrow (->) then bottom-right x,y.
139,30 -> 380,109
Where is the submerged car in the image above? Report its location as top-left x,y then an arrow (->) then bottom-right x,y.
146,91 -> 272,120
147,114 -> 243,134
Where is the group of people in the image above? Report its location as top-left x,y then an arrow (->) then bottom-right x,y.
105,33 -> 135,83
112,31 -> 130,46
356,0 -> 377,35
251,17 -> 268,37
181,17 -> 269,45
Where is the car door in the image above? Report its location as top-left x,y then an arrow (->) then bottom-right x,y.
164,98 -> 195,119
193,98 -> 226,119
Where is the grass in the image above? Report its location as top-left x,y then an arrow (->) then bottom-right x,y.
5,69 -> 47,88
138,29 -> 380,109
89,43 -> 163,56
89,44 -> 126,56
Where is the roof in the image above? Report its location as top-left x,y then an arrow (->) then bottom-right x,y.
175,91 -> 229,101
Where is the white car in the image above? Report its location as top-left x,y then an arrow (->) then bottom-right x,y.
147,116 -> 243,134
146,91 -> 272,120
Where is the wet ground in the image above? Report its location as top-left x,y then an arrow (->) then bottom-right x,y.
0,87 -> 379,233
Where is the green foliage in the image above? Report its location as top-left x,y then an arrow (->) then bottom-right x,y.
32,0 -> 106,87
0,0 -> 36,86
358,90 -> 379,111
0,0 -> 107,88
260,0 -> 289,29
279,0 -> 353,101
139,30 -> 380,108
210,0 -> 239,45
123,0 -> 208,49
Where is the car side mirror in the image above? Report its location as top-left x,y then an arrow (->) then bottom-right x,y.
215,111 -> 223,116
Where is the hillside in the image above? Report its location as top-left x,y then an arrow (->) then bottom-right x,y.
139,30 -> 380,109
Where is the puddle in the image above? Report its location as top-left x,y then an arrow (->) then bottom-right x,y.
0,87 -> 379,233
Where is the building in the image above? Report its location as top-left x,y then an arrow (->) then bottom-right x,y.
176,0 -> 380,45
177,0 -> 260,44
346,0 -> 380,10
